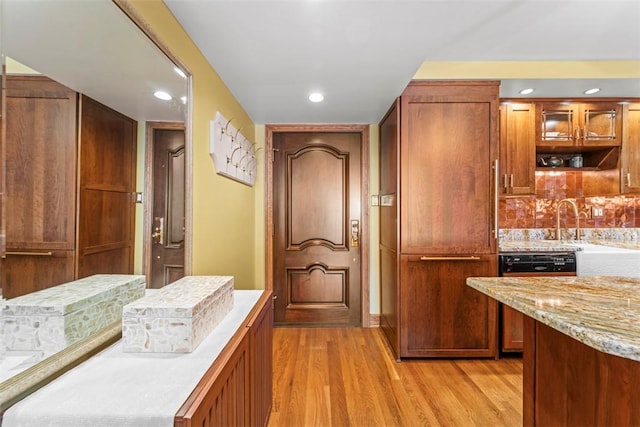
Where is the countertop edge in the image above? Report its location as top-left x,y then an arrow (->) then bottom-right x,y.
466,277 -> 640,362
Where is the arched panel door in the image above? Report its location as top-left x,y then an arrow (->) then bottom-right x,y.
273,132 -> 362,325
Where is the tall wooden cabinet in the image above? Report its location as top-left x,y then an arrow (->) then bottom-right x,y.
2,76 -> 137,299
379,81 -> 499,359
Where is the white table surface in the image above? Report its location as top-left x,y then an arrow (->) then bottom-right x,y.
3,290 -> 263,427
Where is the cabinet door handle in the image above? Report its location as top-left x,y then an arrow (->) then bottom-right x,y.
420,256 -> 481,261
503,174 -> 508,190
627,172 -> 632,187
509,174 -> 514,188
5,251 -> 53,256
493,159 -> 499,239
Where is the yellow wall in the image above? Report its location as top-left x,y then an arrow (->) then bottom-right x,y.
126,0 -> 261,289
414,61 -> 640,78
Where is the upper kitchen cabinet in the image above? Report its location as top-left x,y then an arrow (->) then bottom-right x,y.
537,101 -> 622,148
499,103 -> 536,196
622,102 -> 640,194
536,101 -> 622,171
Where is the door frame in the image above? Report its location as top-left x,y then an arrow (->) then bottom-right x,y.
143,121 -> 188,284
265,124 -> 371,327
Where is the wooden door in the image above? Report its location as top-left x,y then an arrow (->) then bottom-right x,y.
273,131 -> 362,325
537,102 -> 579,147
400,82 -> 498,255
501,305 -> 524,352
581,101 -> 622,147
400,254 -> 498,358
150,125 -> 185,288
379,100 -> 400,354
2,76 -> 77,298
500,103 -> 536,195
77,95 -> 136,278
622,103 -> 640,194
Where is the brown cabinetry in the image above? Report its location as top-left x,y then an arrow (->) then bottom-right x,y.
3,76 -> 78,297
2,76 -> 137,299
536,101 -> 621,171
401,255 -> 497,357
538,101 -> 622,148
379,80 -> 499,359
175,292 -> 273,427
622,102 -> 640,194
501,305 -> 524,352
499,103 -> 536,195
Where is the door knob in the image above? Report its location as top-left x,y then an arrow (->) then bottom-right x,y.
351,220 -> 359,247
152,217 -> 164,245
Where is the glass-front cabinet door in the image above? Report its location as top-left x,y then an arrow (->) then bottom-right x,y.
581,102 -> 621,146
538,103 -> 578,147
538,101 -> 622,147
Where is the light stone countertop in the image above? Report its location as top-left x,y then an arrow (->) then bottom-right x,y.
499,239 -> 640,253
499,240 -> 578,252
466,276 -> 640,361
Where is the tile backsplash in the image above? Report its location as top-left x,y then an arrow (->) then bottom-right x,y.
500,172 -> 640,229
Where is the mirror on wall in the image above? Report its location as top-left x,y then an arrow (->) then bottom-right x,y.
0,0 -> 189,410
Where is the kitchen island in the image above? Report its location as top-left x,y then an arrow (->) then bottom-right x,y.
467,276 -> 640,427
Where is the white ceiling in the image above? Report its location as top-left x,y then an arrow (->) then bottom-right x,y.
3,0 -> 187,122
165,0 -> 640,124
3,1 -> 639,126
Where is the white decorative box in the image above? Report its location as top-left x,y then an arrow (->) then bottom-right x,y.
2,274 -> 146,352
121,276 -> 234,353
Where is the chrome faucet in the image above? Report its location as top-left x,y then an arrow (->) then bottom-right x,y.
555,198 -> 580,240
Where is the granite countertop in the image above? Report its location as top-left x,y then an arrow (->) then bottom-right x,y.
466,276 -> 640,361
499,240 -> 578,252
499,239 -> 640,253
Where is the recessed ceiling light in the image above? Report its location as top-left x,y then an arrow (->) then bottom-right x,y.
174,67 -> 187,79
308,92 -> 324,103
154,91 -> 172,101
519,88 -> 535,95
584,88 -> 600,95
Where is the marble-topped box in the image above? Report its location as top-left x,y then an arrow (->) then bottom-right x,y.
121,276 -> 234,353
2,274 -> 146,352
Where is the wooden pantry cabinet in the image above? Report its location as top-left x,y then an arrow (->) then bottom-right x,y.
379,80 -> 499,359
2,76 -> 137,298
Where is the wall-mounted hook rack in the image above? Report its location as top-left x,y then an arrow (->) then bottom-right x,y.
210,112 -> 257,186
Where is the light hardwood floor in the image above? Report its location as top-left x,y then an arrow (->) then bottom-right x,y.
269,327 -> 523,427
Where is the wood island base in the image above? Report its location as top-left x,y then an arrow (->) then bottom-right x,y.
523,316 -> 640,426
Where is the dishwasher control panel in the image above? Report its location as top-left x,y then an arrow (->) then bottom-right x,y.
499,252 -> 576,274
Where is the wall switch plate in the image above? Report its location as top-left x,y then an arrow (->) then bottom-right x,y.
591,207 -> 604,218
135,192 -> 143,203
371,195 -> 380,206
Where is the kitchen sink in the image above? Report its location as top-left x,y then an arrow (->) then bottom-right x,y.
570,243 -> 640,278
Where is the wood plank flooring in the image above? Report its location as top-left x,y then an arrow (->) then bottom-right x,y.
269,327 -> 523,427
